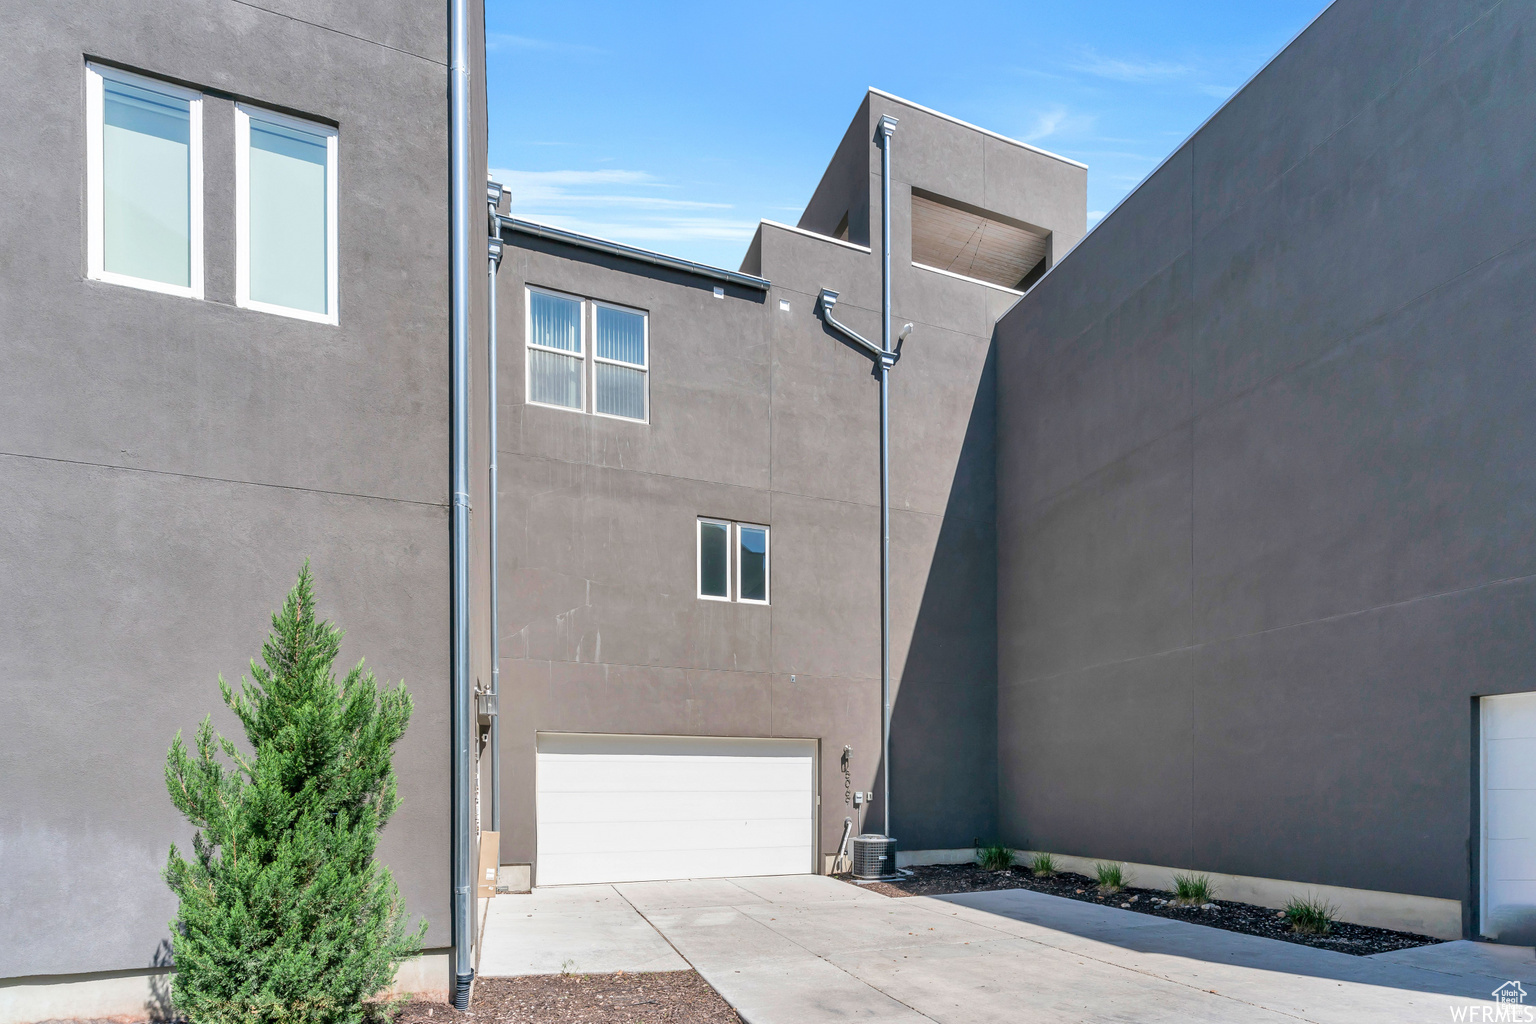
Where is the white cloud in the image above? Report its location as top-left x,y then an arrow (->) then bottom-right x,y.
1021,107 -> 1096,143
499,169 -> 732,211
1068,48 -> 1193,81
1087,210 -> 1107,223
1072,149 -> 1161,163
491,167 -> 760,251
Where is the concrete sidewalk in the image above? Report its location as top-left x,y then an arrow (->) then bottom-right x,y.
478,875 -> 1536,1023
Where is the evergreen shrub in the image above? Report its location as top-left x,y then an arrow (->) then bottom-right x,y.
164,563 -> 424,1024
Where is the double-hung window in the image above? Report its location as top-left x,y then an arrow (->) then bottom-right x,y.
593,302 -> 648,420
698,518 -> 769,604
527,288 -> 585,410
86,63 -> 203,298
527,288 -> 648,422
236,105 -> 339,323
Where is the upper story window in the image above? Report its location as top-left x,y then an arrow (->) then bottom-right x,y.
236,105 -> 338,323
698,518 -> 769,604
527,287 -> 648,423
85,63 -> 339,320
528,288 -> 584,409
86,63 -> 204,298
593,303 -> 647,420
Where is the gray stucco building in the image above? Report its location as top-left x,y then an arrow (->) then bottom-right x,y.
4,0 -> 1535,1018
1,0 -> 495,1014
995,0 -> 1536,944
491,89 -> 1084,888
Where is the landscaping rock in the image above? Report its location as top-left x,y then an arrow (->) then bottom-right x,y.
837,865 -> 1439,957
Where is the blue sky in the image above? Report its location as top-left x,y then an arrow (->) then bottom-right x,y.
487,0 -> 1328,270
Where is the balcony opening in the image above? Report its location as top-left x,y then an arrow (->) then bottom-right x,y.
910,188 -> 1050,290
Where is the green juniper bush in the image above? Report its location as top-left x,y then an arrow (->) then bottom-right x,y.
164,563 -> 425,1024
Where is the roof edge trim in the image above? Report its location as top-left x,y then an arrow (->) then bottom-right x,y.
760,219 -> 873,253
499,216 -> 771,291
912,260 -> 1025,296
867,88 -> 1088,170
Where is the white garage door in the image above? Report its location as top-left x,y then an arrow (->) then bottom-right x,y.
536,733 -> 816,886
1482,692 -> 1536,942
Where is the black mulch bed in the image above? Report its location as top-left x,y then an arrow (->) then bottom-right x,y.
393,972 -> 743,1024
837,863 -> 1441,956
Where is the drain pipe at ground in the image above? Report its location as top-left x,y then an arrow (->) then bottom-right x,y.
876,113 -> 896,846
834,817 -> 853,874
816,113 -> 908,878
447,0 -> 475,1006
486,180 -> 503,837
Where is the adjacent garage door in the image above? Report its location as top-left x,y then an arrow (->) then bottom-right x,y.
536,733 -> 817,886
1482,692 -> 1536,943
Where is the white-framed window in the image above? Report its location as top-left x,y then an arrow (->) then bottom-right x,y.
526,288 -> 649,422
737,523 -> 770,604
698,518 -> 732,601
526,287 -> 585,411
592,301 -> 649,422
235,104 -> 338,323
697,518 -> 769,604
86,63 -> 204,299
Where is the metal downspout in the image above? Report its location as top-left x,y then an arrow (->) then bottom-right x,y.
877,114 -> 897,840
448,0 -> 474,1007
486,181 -> 503,835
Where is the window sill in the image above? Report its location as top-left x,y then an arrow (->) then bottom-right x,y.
88,270 -> 202,301
236,296 -> 338,325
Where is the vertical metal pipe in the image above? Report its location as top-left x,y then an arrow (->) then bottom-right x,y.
448,0 -> 474,1006
486,186 -> 503,836
876,114 -> 897,839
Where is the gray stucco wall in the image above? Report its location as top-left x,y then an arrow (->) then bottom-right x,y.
995,0 -> 1531,920
498,91 -> 1085,868
0,0 -> 469,978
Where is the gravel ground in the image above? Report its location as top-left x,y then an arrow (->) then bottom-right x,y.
35,972 -> 742,1024
840,864 -> 1441,956
393,972 -> 743,1024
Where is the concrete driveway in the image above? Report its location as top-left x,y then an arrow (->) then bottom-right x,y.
479,875 -> 1536,1023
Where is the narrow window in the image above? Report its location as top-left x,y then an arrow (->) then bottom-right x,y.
698,519 -> 731,600
527,288 -> 584,410
592,303 -> 648,421
236,105 -> 338,322
738,524 -> 769,603
86,63 -> 203,297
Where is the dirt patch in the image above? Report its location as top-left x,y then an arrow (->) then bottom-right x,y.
393,972 -> 743,1024
33,973 -> 741,1024
838,864 -> 1442,956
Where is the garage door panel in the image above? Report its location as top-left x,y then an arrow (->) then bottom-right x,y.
538,818 -> 813,856
1485,697 -> 1536,739
1489,841 -> 1536,881
538,734 -> 811,758
1483,693 -> 1536,940
538,789 -> 813,824
542,845 -> 812,888
1485,790 -> 1536,840
1486,738 -> 1536,790
536,733 -> 816,886
541,758 -> 812,793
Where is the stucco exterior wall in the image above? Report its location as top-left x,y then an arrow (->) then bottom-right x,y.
995,0 -> 1532,925
0,0 -> 471,980
497,92 -> 1085,870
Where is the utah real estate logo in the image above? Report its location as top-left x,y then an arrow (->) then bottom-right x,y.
1452,982 -> 1533,1022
